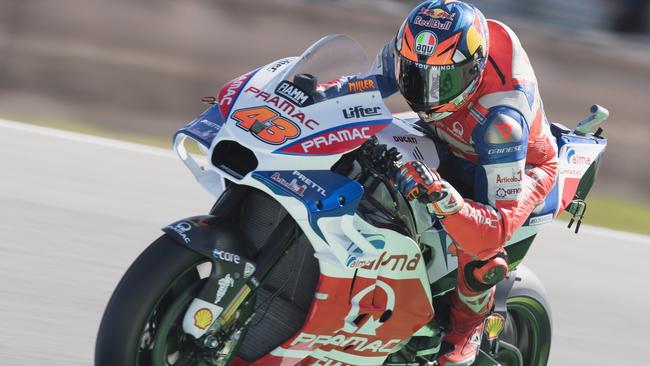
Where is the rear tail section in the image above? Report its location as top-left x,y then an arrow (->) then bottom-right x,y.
551,105 -> 609,230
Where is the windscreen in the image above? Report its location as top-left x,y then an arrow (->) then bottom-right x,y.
274,35 -> 372,105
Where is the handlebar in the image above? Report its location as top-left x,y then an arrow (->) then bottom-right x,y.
354,137 -> 403,210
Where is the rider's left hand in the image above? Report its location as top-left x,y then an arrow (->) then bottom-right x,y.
393,161 -> 464,218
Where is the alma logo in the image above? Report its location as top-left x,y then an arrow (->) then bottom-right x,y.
566,148 -> 592,165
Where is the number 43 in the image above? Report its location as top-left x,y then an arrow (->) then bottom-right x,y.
232,106 -> 300,145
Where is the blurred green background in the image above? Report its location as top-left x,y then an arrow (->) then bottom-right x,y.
1,0 -> 648,232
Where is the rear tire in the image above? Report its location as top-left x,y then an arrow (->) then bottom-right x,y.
95,234 -> 228,366
498,265 -> 553,366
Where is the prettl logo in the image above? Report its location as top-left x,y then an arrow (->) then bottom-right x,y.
280,123 -> 388,155
292,171 -> 327,196
275,80 -> 313,107
342,106 -> 382,119
566,148 -> 592,165
415,31 -> 437,56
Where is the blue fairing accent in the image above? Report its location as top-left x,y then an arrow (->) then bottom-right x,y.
253,170 -> 364,240
551,122 -> 608,153
528,178 -> 559,223
473,107 -> 529,165
174,105 -> 226,148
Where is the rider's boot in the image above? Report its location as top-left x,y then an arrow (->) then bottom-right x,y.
437,252 -> 508,366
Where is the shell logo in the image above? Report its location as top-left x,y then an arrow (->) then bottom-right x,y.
193,308 -> 214,330
484,313 -> 505,341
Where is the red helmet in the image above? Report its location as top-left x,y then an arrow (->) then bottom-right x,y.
393,0 -> 489,121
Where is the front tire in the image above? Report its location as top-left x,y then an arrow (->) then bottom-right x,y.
95,234 -> 240,366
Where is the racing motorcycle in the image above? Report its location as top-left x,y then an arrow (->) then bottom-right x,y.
95,35 -> 609,366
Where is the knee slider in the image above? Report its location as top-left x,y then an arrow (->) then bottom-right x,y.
464,252 -> 509,292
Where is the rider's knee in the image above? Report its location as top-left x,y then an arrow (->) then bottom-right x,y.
463,252 -> 509,292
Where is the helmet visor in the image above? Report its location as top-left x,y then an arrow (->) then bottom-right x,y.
396,55 -> 480,112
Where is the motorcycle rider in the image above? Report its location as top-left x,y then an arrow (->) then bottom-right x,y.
367,1 -> 559,365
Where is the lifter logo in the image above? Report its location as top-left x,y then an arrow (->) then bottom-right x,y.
343,106 -> 382,119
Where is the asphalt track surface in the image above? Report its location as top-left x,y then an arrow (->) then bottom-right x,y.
1,120 -> 649,366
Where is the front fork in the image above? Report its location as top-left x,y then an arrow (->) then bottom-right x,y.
177,188 -> 300,340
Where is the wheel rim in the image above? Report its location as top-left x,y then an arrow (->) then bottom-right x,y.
134,259 -> 252,366
498,296 -> 552,366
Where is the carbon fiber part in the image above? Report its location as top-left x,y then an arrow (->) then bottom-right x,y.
234,190 -> 319,361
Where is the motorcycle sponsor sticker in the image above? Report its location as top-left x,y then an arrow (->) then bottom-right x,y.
289,333 -> 401,354
279,122 -> 389,155
243,262 -> 255,278
215,274 -> 235,304
244,86 -> 320,130
275,80 -> 314,107
212,249 -> 241,264
348,252 -> 421,271
232,106 -> 301,145
495,170 -> 523,184
342,105 -> 382,119
266,58 -> 293,73
193,308 -> 214,330
393,136 -> 418,144
265,170 -> 328,198
217,71 -> 255,117
414,31 -> 437,56
270,171 -> 307,197
293,171 -> 327,196
167,222 -> 192,243
565,147 -> 592,166
495,187 -> 522,200
348,79 -> 377,93
528,213 -> 553,226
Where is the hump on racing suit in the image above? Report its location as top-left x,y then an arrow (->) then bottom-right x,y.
335,20 -> 561,260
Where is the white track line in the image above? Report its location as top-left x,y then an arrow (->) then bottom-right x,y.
2,118 -> 649,243
0,118 -> 175,158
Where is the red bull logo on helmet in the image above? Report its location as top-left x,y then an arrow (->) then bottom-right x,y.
415,8 -> 456,31
419,8 -> 456,21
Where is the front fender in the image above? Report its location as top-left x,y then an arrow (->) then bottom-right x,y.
163,215 -> 258,338
163,215 -> 254,260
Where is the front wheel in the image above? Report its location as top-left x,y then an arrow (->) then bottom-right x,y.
495,265 -> 552,366
95,235 -> 250,366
